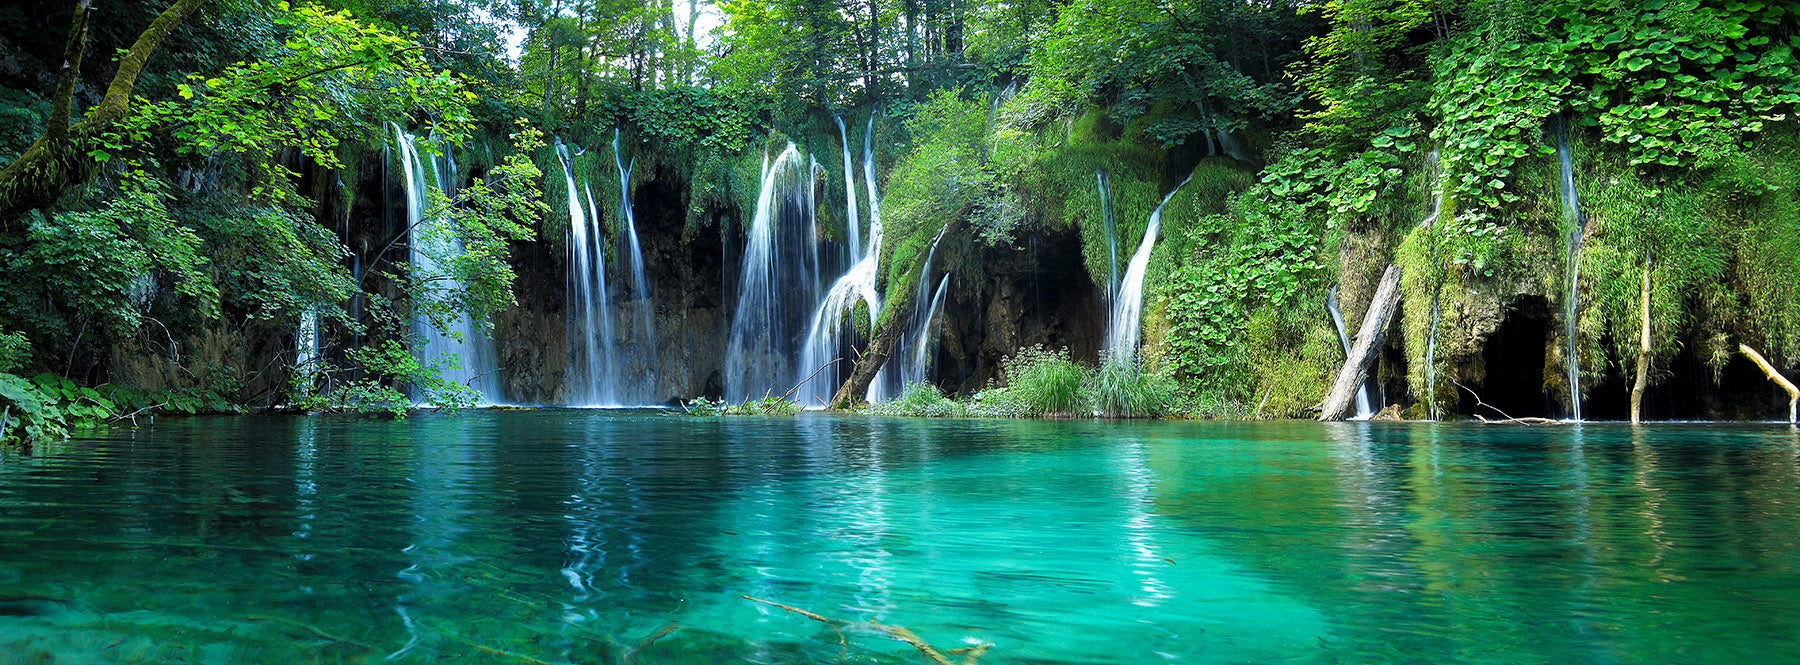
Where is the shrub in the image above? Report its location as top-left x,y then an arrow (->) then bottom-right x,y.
863,382 -> 958,417
681,396 -> 805,416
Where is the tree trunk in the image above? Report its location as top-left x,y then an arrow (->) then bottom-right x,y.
865,0 -> 880,104
1630,252 -> 1651,424
831,318 -> 900,409
49,1 -> 93,146
0,0 -> 205,225
1318,265 -> 1402,421
1738,344 -> 1798,425
684,0 -> 699,82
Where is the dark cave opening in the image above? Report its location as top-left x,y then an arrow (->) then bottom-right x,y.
1469,295 -> 1554,419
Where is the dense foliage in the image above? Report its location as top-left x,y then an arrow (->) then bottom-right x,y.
0,0 -> 1796,435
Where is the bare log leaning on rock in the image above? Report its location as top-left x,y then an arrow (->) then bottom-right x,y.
1739,344 -> 1799,426
1318,265 -> 1403,422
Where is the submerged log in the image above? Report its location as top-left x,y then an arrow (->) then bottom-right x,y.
1738,344 -> 1798,425
741,596 -> 984,665
1318,265 -> 1402,421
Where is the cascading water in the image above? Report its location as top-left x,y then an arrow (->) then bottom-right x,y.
860,114 -> 891,402
556,139 -> 620,406
295,309 -> 320,394
893,226 -> 949,390
724,144 -> 820,403
905,274 -> 952,387
1325,287 -> 1374,419
1554,116 -> 1585,421
835,117 -> 862,264
1106,173 -> 1195,362
612,129 -> 658,401
1098,170 -> 1119,301
1421,148 -> 1444,420
392,123 -> 502,404
796,117 -> 887,407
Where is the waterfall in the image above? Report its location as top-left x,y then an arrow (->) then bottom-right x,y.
1106,173 -> 1194,362
1098,170 -> 1119,301
795,117 -> 885,407
906,275 -> 952,388
296,309 -> 320,395
861,114 -> 890,402
556,139 -> 620,406
796,114 -> 890,406
894,226 -> 949,390
1325,287 -> 1374,419
724,143 -> 819,403
1555,116 -> 1585,421
835,117 -> 862,262
392,123 -> 502,404
612,129 -> 658,401
1421,148 -> 1444,419
1216,126 -> 1251,163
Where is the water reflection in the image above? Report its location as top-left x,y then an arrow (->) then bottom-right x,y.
0,416 -> 1798,663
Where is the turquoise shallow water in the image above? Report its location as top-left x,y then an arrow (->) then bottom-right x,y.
1,414 -> 1798,664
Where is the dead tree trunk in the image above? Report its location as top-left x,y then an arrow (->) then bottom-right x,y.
1739,344 -> 1798,425
1630,252 -> 1651,425
1319,265 -> 1402,421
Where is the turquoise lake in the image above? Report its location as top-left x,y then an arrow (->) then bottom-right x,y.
1,413 -> 1798,663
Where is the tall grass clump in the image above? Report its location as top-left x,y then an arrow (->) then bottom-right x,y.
1088,353 -> 1176,418
973,345 -> 1086,417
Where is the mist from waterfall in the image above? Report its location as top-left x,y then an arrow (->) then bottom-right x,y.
392,123 -> 503,404
1106,173 -> 1194,362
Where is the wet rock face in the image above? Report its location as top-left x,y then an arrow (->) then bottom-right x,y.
492,163 -> 728,405
637,174 -> 727,403
933,224 -> 1106,395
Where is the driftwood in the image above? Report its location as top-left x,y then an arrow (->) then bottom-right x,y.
1630,252 -> 1652,424
1739,344 -> 1799,425
1450,378 -> 1564,425
741,595 -> 987,665
782,358 -> 842,403
1318,265 -> 1403,421
1474,415 -> 1563,425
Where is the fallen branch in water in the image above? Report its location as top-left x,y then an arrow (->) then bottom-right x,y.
109,402 -> 165,425
1450,378 -> 1548,425
1473,415 -> 1563,425
782,358 -> 842,403
741,595 -> 986,665
620,623 -> 680,665
467,643 -> 557,665
246,615 -> 378,651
